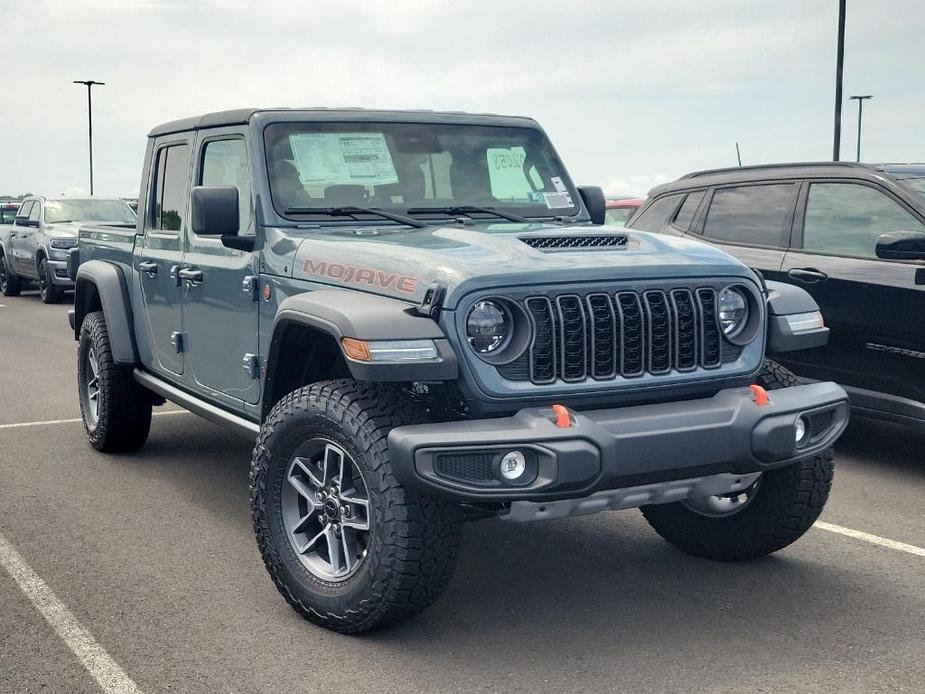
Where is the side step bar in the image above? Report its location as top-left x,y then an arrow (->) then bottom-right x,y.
134,369 -> 260,439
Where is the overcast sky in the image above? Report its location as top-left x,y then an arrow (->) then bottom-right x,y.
1,0 -> 922,199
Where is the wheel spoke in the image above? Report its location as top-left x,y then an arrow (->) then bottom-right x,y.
341,528 -> 357,573
324,525 -> 343,574
291,514 -> 314,534
293,456 -> 324,488
288,475 -> 321,510
323,444 -> 345,487
339,494 -> 370,530
296,527 -> 327,555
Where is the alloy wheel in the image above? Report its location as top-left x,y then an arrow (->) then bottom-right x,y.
281,439 -> 372,582
682,476 -> 762,518
84,346 -> 100,426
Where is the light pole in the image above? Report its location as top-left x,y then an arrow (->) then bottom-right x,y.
832,0 -> 846,160
850,95 -> 873,162
73,80 -> 105,195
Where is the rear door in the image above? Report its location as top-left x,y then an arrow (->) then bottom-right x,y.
780,180 -> 925,402
136,139 -> 192,376
692,182 -> 799,283
9,201 -> 34,274
181,131 -> 260,404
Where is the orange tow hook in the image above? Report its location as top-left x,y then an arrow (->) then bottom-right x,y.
552,404 -> 571,428
749,384 -> 770,407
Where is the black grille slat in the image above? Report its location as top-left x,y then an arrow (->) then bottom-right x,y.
526,297 -> 556,384
643,291 -> 672,375
556,295 -> 587,382
670,289 -> 698,371
616,292 -> 645,377
696,288 -> 722,368
586,294 -> 617,379
520,235 -> 628,251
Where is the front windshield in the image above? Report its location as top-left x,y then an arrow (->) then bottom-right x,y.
44,199 -> 137,224
264,121 -> 579,223
604,207 -> 634,226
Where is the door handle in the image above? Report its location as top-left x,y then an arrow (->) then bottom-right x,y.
787,267 -> 828,283
138,261 -> 158,275
177,267 -> 203,283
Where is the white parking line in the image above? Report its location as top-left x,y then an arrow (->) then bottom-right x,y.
0,531 -> 144,694
815,521 -> 925,558
0,409 -> 189,431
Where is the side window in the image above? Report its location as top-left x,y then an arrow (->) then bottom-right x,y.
200,139 -> 253,235
16,201 -> 33,221
151,144 -> 191,232
29,202 -> 41,222
673,190 -> 705,230
630,194 -> 683,232
702,184 -> 796,246
802,183 -> 925,259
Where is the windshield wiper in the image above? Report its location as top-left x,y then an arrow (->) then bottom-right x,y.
407,205 -> 534,224
283,206 -> 429,229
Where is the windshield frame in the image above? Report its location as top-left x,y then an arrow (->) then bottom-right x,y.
259,115 -> 585,227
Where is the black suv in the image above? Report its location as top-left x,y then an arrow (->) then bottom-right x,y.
631,162 -> 925,431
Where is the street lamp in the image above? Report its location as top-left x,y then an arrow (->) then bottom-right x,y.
850,95 -> 873,162
832,0 -> 846,161
72,80 -> 105,195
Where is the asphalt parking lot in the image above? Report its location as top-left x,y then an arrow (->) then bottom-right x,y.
1,292 -> 923,694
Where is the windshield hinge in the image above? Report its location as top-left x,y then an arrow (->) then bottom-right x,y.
412,282 -> 445,319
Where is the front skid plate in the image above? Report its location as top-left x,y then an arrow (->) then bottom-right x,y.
501,472 -> 762,522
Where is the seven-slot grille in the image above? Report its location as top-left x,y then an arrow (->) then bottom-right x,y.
518,288 -> 726,385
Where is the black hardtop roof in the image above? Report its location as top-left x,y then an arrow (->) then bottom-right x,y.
648,161 -> 922,196
148,107 -> 540,138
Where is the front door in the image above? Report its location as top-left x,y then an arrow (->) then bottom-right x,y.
137,141 -> 191,376
181,134 -> 260,404
11,201 -> 40,276
781,180 -> 925,403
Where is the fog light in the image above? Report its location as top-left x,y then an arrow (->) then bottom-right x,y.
795,416 -> 809,447
499,451 -> 527,480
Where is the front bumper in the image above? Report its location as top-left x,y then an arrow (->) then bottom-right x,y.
387,382 -> 849,502
47,259 -> 74,287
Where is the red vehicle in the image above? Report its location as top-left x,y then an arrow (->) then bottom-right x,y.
0,201 -> 20,225
604,197 -> 643,226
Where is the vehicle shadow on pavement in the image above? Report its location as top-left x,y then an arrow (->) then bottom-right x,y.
837,419 -> 924,472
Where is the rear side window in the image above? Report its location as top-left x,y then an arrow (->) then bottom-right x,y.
152,144 -> 191,232
702,184 -> 796,246
802,182 -> 925,258
630,194 -> 683,232
673,190 -> 705,230
200,139 -> 253,236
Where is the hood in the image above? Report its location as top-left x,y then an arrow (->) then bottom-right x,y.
43,221 -> 83,238
290,222 -> 752,308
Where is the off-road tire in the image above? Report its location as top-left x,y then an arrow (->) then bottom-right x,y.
0,256 -> 22,296
78,311 -> 152,452
251,379 -> 463,634
39,257 -> 63,304
640,359 -> 834,561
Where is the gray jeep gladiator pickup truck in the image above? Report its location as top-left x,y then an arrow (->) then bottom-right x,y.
68,108 -> 849,634
0,196 -> 136,302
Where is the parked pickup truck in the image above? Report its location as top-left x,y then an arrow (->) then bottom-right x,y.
68,108 -> 849,634
0,196 -> 136,302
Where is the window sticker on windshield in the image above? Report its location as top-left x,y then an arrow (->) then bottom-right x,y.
487,146 -> 535,200
543,192 -> 573,209
551,176 -> 567,193
288,133 -> 399,186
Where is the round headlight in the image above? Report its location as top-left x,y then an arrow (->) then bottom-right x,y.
718,287 -> 749,338
466,300 -> 512,354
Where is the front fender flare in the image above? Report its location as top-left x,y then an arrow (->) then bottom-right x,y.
74,261 -> 138,364
267,289 -> 458,384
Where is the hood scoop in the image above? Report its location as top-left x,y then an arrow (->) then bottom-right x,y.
518,233 -> 629,251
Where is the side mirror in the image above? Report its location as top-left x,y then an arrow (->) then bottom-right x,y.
191,186 -> 239,236
15,217 -> 37,228
875,230 -> 925,260
578,186 -> 606,225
